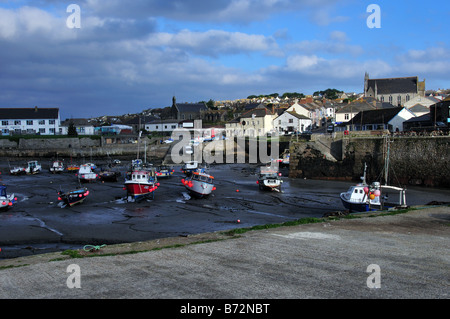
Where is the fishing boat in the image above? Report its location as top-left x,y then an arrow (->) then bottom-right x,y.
67,163 -> 80,172
124,169 -> 159,201
58,187 -> 90,207
98,169 -> 121,182
9,164 -> 26,176
156,165 -> 174,178
25,160 -> 42,174
0,185 -> 17,210
340,163 -> 407,213
49,160 -> 65,174
257,164 -> 283,192
181,167 -> 216,198
77,164 -> 98,183
181,161 -> 198,176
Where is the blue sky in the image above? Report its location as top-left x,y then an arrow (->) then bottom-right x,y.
0,0 -> 449,120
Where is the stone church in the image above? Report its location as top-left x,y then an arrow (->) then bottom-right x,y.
364,73 -> 425,106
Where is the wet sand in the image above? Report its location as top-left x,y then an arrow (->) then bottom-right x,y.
1,158 -> 449,260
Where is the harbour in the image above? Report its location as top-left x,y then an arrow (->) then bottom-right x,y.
1,157 -> 449,260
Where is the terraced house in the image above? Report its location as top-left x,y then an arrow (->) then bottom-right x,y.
0,107 -> 60,136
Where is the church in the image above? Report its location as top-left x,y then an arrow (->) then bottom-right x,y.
364,73 -> 425,106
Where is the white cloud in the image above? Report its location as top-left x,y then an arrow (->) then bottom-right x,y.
145,29 -> 278,57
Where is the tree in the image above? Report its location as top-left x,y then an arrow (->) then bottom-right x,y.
67,121 -> 78,137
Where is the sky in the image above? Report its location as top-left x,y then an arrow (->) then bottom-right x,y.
0,0 -> 449,120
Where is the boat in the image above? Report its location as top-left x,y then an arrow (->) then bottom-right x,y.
67,163 -> 80,172
9,164 -> 26,176
181,161 -> 198,176
257,164 -> 283,192
156,165 -> 174,178
181,167 -> 216,198
340,163 -> 407,213
0,185 -> 17,210
124,169 -> 159,201
25,161 -> 42,174
98,169 -> 121,182
58,187 -> 89,207
49,160 -> 65,174
77,164 -> 98,183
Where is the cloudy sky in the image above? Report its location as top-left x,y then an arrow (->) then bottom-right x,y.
0,0 -> 449,120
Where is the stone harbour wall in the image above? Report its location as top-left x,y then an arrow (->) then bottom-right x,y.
289,136 -> 450,188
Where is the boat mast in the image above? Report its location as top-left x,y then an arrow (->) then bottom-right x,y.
384,136 -> 390,186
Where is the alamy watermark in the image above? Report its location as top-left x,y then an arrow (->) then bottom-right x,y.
66,4 -> 81,29
366,264 -> 381,289
367,4 -> 381,29
66,264 -> 81,289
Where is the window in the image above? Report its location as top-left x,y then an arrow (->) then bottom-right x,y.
49,120 -> 55,125
27,120 -> 33,125
406,95 -> 410,102
39,120 -> 45,125
2,121 -> 8,126
389,96 -> 393,104
39,128 -> 46,134
380,96 -> 384,102
397,95 -> 402,104
14,120 -> 21,125
345,114 -> 349,120
289,119 -> 294,123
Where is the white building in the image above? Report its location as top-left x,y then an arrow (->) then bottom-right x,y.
0,107 -> 60,136
225,107 -> 276,137
274,111 -> 312,134
145,119 -> 179,133
59,118 -> 96,135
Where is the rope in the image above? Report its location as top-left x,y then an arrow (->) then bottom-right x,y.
83,244 -> 106,252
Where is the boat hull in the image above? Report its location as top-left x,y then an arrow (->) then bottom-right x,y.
99,171 -> 121,182
58,188 -> 89,207
124,182 -> 156,200
184,181 -> 214,198
340,194 -> 381,212
258,178 -> 282,192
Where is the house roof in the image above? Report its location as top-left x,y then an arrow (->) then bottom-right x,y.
174,103 -> 208,113
408,104 -> 429,113
344,107 -> 406,125
285,111 -> 311,120
336,100 -> 377,113
0,107 -> 59,120
366,76 -> 418,95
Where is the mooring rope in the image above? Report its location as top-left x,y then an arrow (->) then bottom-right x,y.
83,244 -> 106,252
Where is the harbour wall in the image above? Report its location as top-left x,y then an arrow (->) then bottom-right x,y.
0,137 -> 170,160
289,135 -> 450,188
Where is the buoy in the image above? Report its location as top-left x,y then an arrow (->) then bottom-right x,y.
237,219 -> 240,223
236,189 -> 239,192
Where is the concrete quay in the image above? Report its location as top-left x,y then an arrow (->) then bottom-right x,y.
0,205 -> 449,300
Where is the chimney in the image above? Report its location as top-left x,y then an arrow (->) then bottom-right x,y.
34,106 -> 38,112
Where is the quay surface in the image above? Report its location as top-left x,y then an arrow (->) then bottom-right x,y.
0,205 -> 449,300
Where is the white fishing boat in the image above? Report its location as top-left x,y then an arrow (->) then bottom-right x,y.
77,164 -> 98,183
49,160 -> 65,174
340,138 -> 407,213
25,161 -> 41,174
257,164 -> 283,192
10,164 -> 26,175
181,168 -> 216,198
